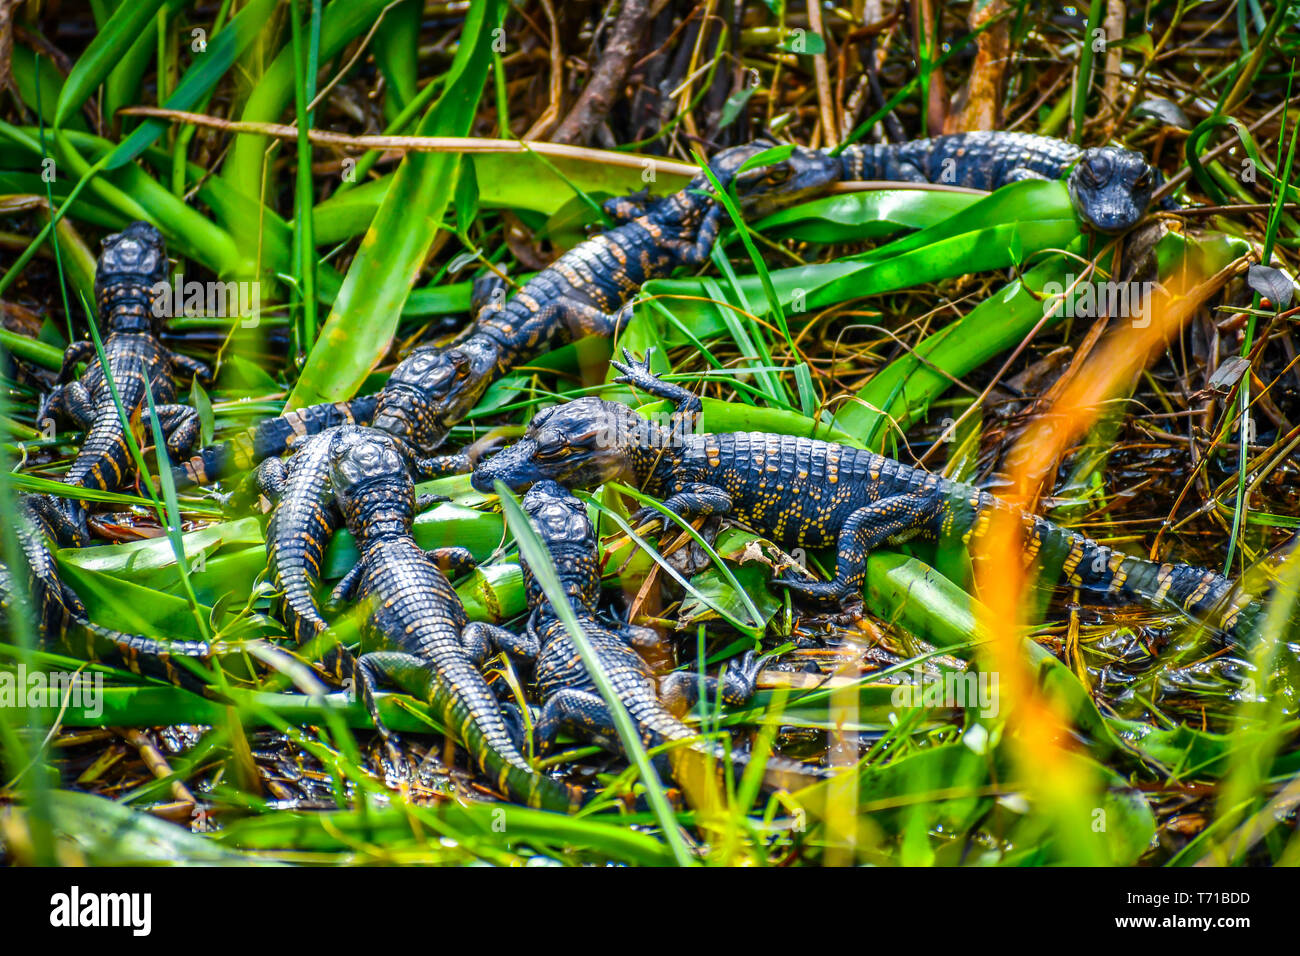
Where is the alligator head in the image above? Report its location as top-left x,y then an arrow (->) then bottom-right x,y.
472,397 -> 647,493
96,221 -> 170,333
520,479 -> 603,612
328,427 -> 414,539
704,139 -> 841,218
1067,146 -> 1161,233
372,337 -> 498,455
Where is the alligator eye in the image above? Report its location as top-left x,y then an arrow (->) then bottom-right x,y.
1134,170 -> 1152,189
533,441 -> 569,462
766,165 -> 792,185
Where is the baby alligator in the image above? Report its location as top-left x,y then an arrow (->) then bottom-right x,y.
327,428 -> 590,811
467,480 -> 831,790
473,350 -> 1254,640
1,500 -> 213,691
257,425 -> 370,682
837,131 -> 1170,233
36,221 -> 210,545
168,141 -> 841,490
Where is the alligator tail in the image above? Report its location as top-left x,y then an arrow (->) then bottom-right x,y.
413,657 -> 594,814
1018,509 -> 1253,640
171,394 -> 378,490
7,503 -> 216,693
67,614 -> 214,694
836,142 -> 899,181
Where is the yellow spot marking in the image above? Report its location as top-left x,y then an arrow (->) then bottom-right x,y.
1153,565 -> 1174,603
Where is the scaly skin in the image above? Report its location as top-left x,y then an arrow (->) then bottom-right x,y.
36,222 -> 210,545
328,429 -> 590,811
836,131 -> 1171,232
0,501 -> 213,691
258,425 -> 371,681
171,395 -> 378,490
168,141 -> 841,487
473,349 -> 1256,642
466,481 -> 832,791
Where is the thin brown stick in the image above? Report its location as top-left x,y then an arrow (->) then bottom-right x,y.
806,0 -> 838,148
118,105 -> 989,194
552,0 -> 651,145
523,0 -> 564,141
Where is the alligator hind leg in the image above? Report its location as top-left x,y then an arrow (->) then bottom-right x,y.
774,494 -> 943,604
39,380 -> 95,431
500,701 -> 533,755
460,621 -> 538,667
353,651 -> 435,775
149,403 -> 201,459
535,689 -> 622,755
660,650 -> 763,713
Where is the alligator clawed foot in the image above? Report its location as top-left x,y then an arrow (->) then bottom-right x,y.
377,733 -> 412,785
736,649 -> 765,684
629,506 -> 669,535
772,574 -> 851,608
610,346 -> 659,390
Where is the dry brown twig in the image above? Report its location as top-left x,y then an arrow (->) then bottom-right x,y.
552,0 -> 651,145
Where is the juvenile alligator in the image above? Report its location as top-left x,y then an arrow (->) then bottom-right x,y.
836,131 -> 1172,232
36,222 -> 210,545
466,480 -> 831,790
327,428 -> 591,811
258,425 -> 369,682
0,500 -> 213,691
169,141 -> 841,490
473,350 -> 1255,640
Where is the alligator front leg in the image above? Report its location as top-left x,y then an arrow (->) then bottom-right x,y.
426,546 -> 477,577
631,482 -> 732,534
660,650 -> 763,713
560,298 -> 634,339
602,188 -> 652,224
667,201 -> 726,266
254,456 -> 288,502
610,347 -> 702,436
471,272 -> 509,322
170,351 -> 213,385
55,341 -> 96,383
412,453 -> 472,480
328,560 -> 366,609
1003,167 -> 1050,183
774,493 -> 944,604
